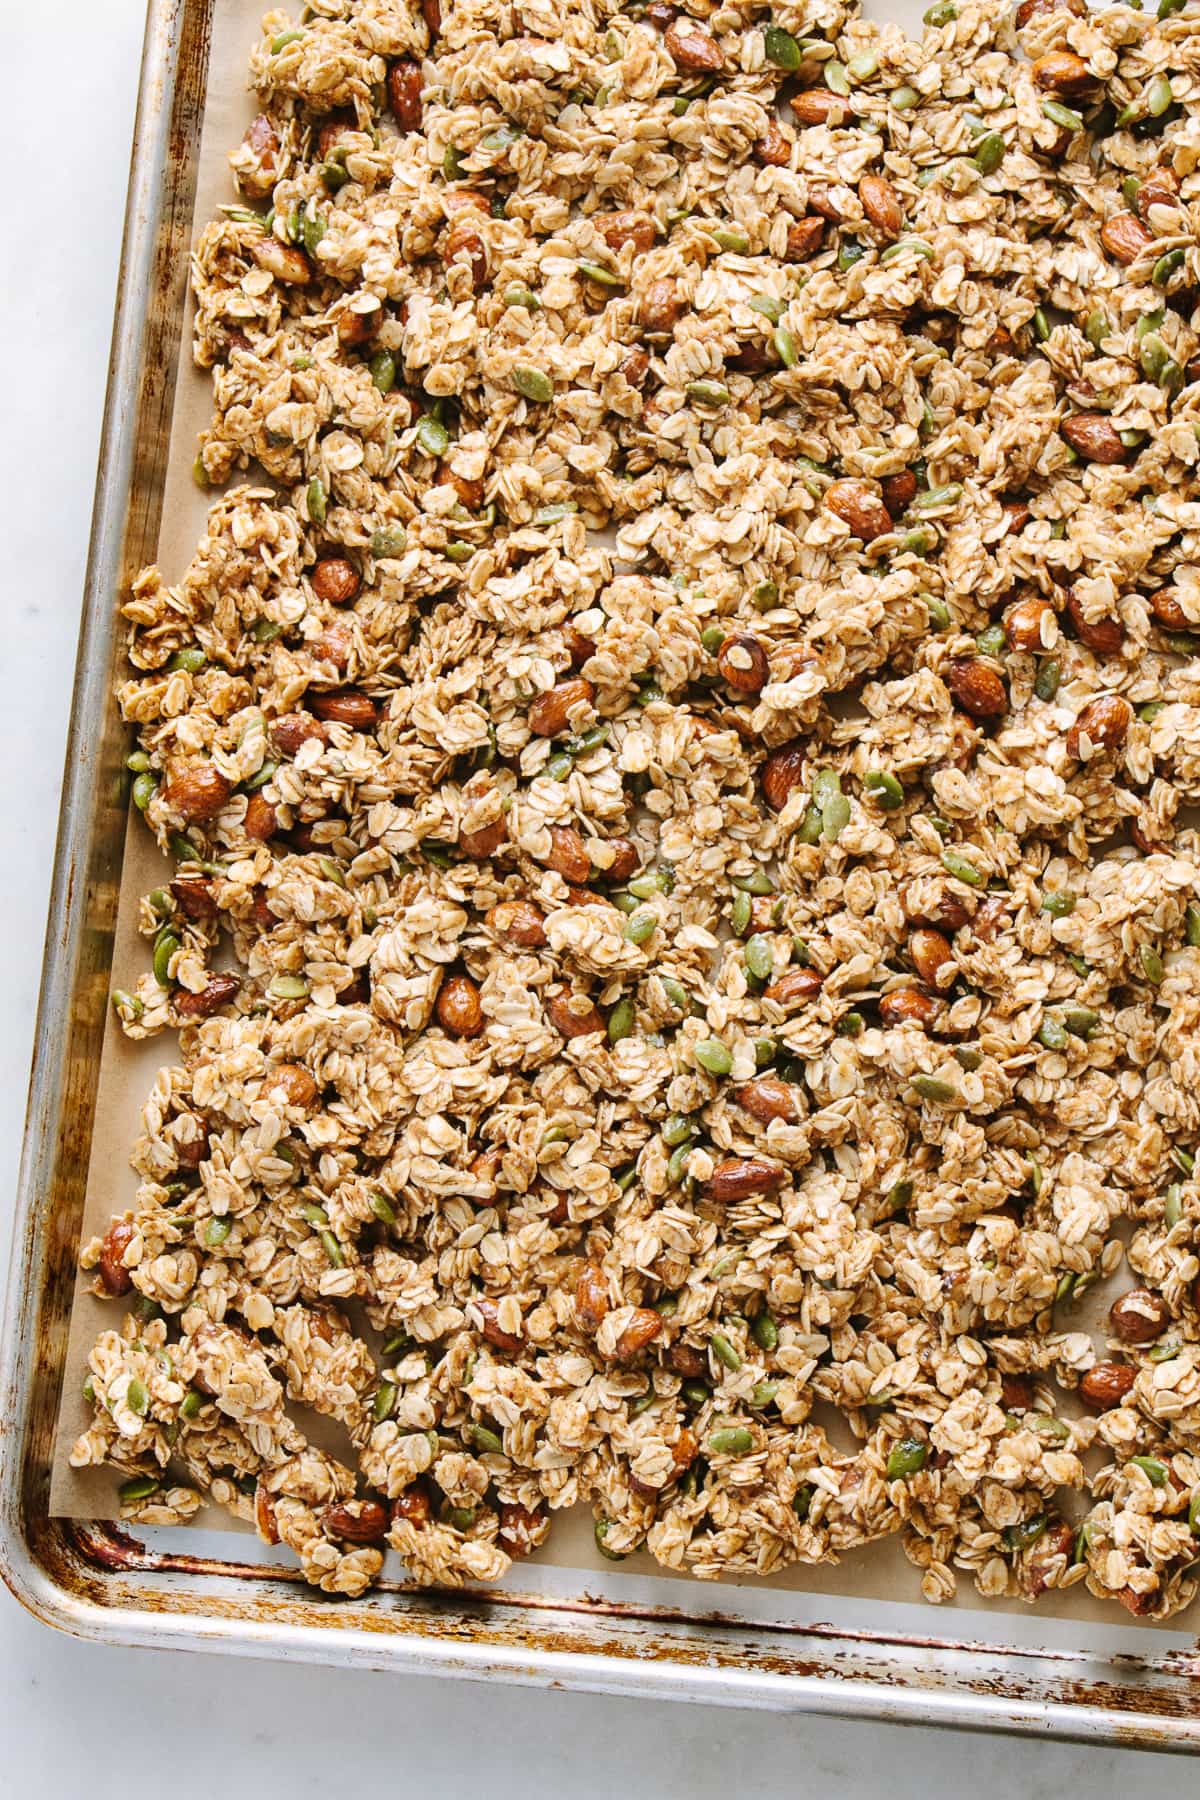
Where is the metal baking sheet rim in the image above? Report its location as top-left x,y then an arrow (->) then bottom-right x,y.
3,0 -> 1200,1743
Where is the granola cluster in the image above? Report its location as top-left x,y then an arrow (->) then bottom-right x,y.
71,0 -> 1200,1614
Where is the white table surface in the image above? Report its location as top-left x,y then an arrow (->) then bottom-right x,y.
2,4 -> 1198,1792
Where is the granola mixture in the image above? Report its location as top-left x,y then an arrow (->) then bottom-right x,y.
70,0 -> 1200,1614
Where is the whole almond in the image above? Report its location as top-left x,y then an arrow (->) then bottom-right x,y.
164,762 -> 232,823
1135,167 -> 1180,222
601,836 -> 640,882
175,973 -> 240,1019
760,740 -> 806,810
909,927 -> 955,986
640,278 -> 683,333
170,875 -> 216,921
266,1062 -> 319,1111
574,1263 -> 610,1332
755,120 -> 791,167
945,657 -> 1007,719
667,1341 -> 707,1377
1150,587 -> 1188,630
1079,1362 -> 1137,1410
323,1499 -> 388,1544
612,1307 -> 665,1362
251,239 -> 311,285
807,182 -> 847,222
476,1296 -> 523,1353
763,967 -> 823,1008
1004,594 -> 1055,651
546,825 -> 592,884
487,899 -> 547,946
1060,412 -> 1128,464
388,59 -> 423,131
879,988 -> 938,1027
717,632 -> 770,694
311,619 -> 354,670
825,478 -> 893,543
784,216 -> 827,260
701,1156 -> 785,1203
620,347 -> 651,387
447,471 -> 485,511
459,816 -> 508,859
791,89 -> 849,126
338,308 -> 378,348
272,712 -> 330,756
391,1487 -> 433,1530
1002,498 -> 1033,534
497,1501 -> 544,1558
238,113 -> 280,197
999,1373 -> 1034,1413
859,173 -> 903,237
1032,51 -> 1095,96
174,1113 -> 210,1168
664,19 -> 723,70
1066,695 -> 1132,760
881,470 -> 917,517
548,991 -> 605,1038
443,218 -> 487,291
599,211 -> 656,253
733,1077 -> 799,1124
529,677 -> 595,737
98,1219 -> 136,1296
309,689 -> 378,729
1066,589 -> 1123,656
243,793 -> 278,841
1099,212 -> 1152,265
310,556 -> 361,605
1108,1287 -> 1168,1345
436,974 -> 484,1038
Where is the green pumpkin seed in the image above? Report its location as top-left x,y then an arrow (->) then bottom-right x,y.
1084,309 -> 1110,349
941,848 -> 984,887
244,759 -> 277,792
1003,1513 -> 1048,1551
1029,1413 -> 1070,1441
751,1311 -> 779,1352
686,379 -> 731,408
863,770 -> 904,809
1130,1455 -> 1168,1487
132,771 -> 157,812
545,752 -> 573,781
660,975 -> 689,1012
890,85 -> 920,111
710,226 -> 749,253
1042,99 -> 1083,132
763,24 -> 802,69
749,1382 -> 780,1409
837,238 -> 865,271
152,930 -> 180,987
126,1377 -> 149,1417
111,989 -> 144,1021
1185,903 -> 1200,947
879,237 -> 934,265
167,647 -> 207,675
695,1038 -> 733,1077
607,997 -> 636,1042
1041,891 -> 1076,917
710,1333 -> 742,1372
470,1422 -> 505,1454
972,132 -> 1005,175
773,326 -> 798,368
887,1178 -> 914,1211
1063,1006 -> 1098,1039
837,1011 -> 864,1037
749,295 -> 784,324
885,1437 -> 927,1479
623,910 -> 657,946
1140,944 -> 1164,985
1164,1184 -> 1183,1228
370,1191 -> 396,1226
730,888 -> 752,936
848,50 -> 879,80
307,475 -> 327,524
925,594 -> 951,630
416,415 -> 449,457
1034,658 -> 1061,702
1148,73 -> 1174,118
1038,1014 -> 1068,1051
203,1217 -> 231,1247
512,366 -> 554,403
752,580 -> 779,611
915,483 -> 962,510
267,973 -> 310,1000
1153,248 -> 1186,288
708,1427 -> 754,1455
911,1074 -> 957,1102
1190,1491 -> 1200,1535
594,1518 -> 626,1560
577,258 -> 623,288
271,28 -> 304,51
119,1475 -> 161,1503
744,935 -> 774,982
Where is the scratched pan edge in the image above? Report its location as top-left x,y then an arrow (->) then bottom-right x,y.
0,0 -> 1198,1746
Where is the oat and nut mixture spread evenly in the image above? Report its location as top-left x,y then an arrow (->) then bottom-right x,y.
72,0 -> 1200,1613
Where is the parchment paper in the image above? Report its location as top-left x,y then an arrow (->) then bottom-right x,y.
46,0 -> 1186,1633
